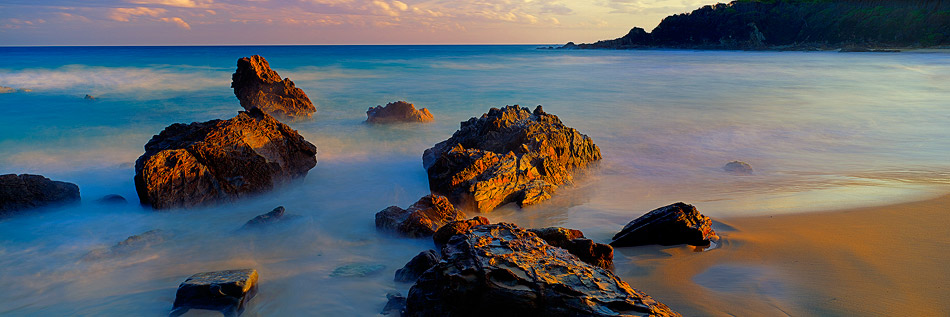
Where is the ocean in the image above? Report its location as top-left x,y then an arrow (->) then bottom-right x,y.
1,45 -> 948,315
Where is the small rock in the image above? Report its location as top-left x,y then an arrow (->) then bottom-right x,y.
240,206 -> 298,230
330,263 -> 386,277
375,195 -> 465,238
0,86 -> 15,93
232,55 -> 315,119
382,291 -> 407,316
83,229 -> 166,261
529,227 -> 614,270
366,101 -> 434,123
723,160 -> 753,175
394,250 -> 440,283
0,174 -> 80,216
611,202 -> 719,247
18,88 -> 32,93
95,194 -> 127,204
432,216 -> 490,247
83,94 -> 96,100
171,269 -> 258,317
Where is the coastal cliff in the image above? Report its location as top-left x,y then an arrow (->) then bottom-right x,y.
561,0 -> 950,50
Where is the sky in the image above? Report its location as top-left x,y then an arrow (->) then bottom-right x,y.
0,0 -> 714,45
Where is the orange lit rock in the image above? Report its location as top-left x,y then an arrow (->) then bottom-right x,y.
529,227 -> 614,270
611,202 -> 719,247
375,195 -> 466,238
432,216 -> 490,247
232,55 -> 315,119
366,101 -> 434,123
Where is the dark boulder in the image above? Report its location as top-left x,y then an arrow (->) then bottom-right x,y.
382,292 -> 407,316
240,206 -> 299,230
366,101 -> 434,123
375,195 -> 465,238
95,194 -> 127,204
723,160 -> 753,175
611,202 -> 719,247
394,250 -> 440,283
171,269 -> 258,317
134,108 -> 317,209
0,174 -> 80,216
422,105 -> 601,212
431,216 -> 490,247
405,223 -> 677,316
529,227 -> 614,270
83,229 -> 166,261
232,55 -> 315,119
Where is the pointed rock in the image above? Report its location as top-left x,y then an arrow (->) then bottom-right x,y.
232,55 -> 315,119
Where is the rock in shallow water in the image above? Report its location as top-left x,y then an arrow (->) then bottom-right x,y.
376,195 -> 466,238
83,229 -> 166,261
240,206 -> 295,230
0,174 -> 80,216
611,202 -> 719,247
172,269 -> 258,317
232,55 -> 315,119
95,194 -> 127,204
133,108 -> 317,209
422,105 -> 601,212
366,101 -> 434,123
394,250 -> 440,283
406,223 -> 678,316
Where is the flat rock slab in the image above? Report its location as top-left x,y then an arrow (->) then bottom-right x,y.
172,269 -> 258,317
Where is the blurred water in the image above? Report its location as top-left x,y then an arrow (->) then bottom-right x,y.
1,46 -> 948,315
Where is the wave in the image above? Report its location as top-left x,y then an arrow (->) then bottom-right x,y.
0,65 -> 229,93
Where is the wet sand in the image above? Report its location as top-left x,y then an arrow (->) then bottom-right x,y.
614,194 -> 950,316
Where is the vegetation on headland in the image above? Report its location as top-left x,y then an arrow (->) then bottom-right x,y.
562,0 -> 950,50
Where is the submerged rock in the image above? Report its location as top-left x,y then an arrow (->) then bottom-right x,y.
232,55 -> 315,119
366,101 -> 434,123
382,292 -> 407,316
95,194 -> 127,204
83,229 -> 166,261
0,174 -> 80,216
375,195 -> 466,238
723,160 -> 753,175
330,263 -> 386,277
134,108 -> 317,209
394,250 -> 440,283
83,94 -> 96,100
171,269 -> 258,317
529,227 -> 614,270
432,216 -> 490,247
422,105 -> 601,212
241,206 -> 296,230
611,202 -> 719,247
405,223 -> 677,316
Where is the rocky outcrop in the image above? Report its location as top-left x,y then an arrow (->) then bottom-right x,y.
529,227 -> 614,270
394,250 -> 440,283
405,223 -> 678,316
366,101 -> 434,123
375,195 -> 466,238
723,161 -> 753,175
231,55 -> 315,119
422,105 -> 601,212
134,108 -> 317,209
83,229 -> 166,261
611,202 -> 718,247
0,174 -> 80,216
432,216 -> 490,247
171,269 -> 259,317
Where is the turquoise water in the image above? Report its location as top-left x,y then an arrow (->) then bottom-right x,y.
1,46 -> 949,315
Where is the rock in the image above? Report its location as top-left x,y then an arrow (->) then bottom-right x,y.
366,101 -> 434,123
18,88 -> 32,93
84,94 -> 96,100
0,174 -> 80,216
133,108 -> 317,209
240,206 -> 297,229
528,227 -> 614,270
723,160 -> 753,175
394,250 -> 440,283
330,263 -> 386,277
432,216 -> 490,247
405,223 -> 678,316
231,55 -> 314,119
375,195 -> 465,238
83,229 -> 166,261
171,269 -> 259,317
422,105 -> 601,212
0,86 -> 15,93
95,194 -> 127,204
610,202 -> 719,247
382,292 -> 407,316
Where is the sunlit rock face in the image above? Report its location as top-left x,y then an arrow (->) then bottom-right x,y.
406,223 -> 678,316
0,174 -> 80,216
172,269 -> 259,316
611,202 -> 719,247
134,108 -> 317,209
375,195 -> 466,238
422,105 -> 601,212
366,101 -> 434,123
529,227 -> 614,270
232,55 -> 315,119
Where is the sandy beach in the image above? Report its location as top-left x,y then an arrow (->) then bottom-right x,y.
615,194 -> 950,316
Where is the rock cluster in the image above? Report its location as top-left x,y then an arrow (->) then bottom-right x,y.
611,202 -> 719,247
171,269 -> 259,316
366,101 -> 434,123
232,55 -> 315,119
405,223 -> 678,316
375,195 -> 466,238
0,174 -> 80,216
529,227 -> 614,270
134,108 -> 317,209
422,105 -> 601,212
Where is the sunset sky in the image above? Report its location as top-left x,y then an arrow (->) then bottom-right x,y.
0,0 -> 712,45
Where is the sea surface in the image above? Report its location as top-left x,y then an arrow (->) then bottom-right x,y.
0,45 -> 948,315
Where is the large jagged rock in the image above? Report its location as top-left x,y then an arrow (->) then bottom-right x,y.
171,269 -> 259,317
134,108 -> 317,209
366,101 -> 434,124
231,55 -> 315,119
529,227 -> 614,270
422,105 -> 601,212
0,174 -> 80,216
611,202 -> 719,247
405,223 -> 678,316
394,250 -> 440,283
376,195 -> 465,238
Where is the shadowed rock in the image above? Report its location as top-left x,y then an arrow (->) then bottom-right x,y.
382,292 -> 407,316
171,269 -> 258,317
95,194 -> 127,204
232,55 -> 315,119
422,105 -> 601,212
0,174 -> 80,216
366,101 -> 434,123
83,229 -> 166,261
240,206 -> 299,230
723,161 -> 753,175
611,202 -> 719,247
134,108 -> 317,209
405,223 -> 678,316
394,250 -> 440,283
432,216 -> 490,247
375,195 -> 466,238
529,227 -> 614,270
